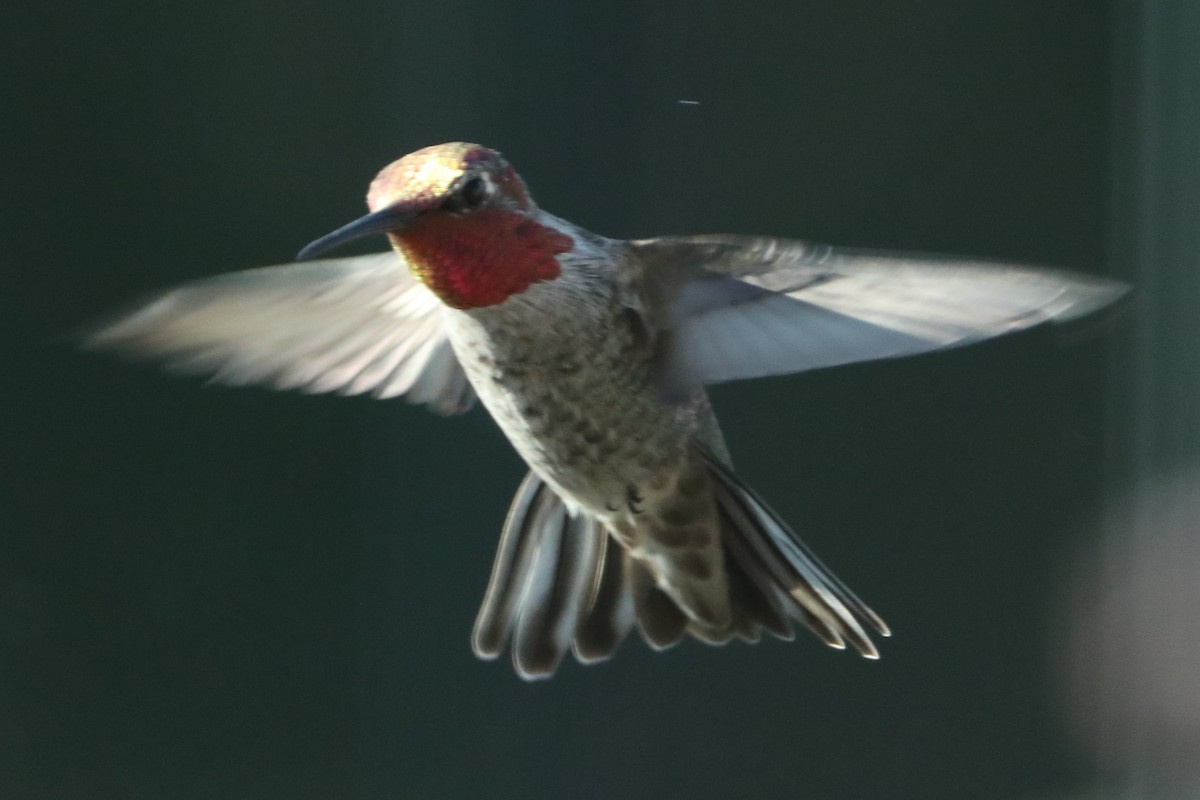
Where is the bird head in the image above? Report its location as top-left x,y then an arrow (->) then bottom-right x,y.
299,142 -> 574,309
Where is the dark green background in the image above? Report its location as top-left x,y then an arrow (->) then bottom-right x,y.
6,3 -> 1124,798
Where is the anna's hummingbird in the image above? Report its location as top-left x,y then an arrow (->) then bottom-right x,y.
89,142 -> 1127,679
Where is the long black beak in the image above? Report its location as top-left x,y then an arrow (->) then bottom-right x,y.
296,203 -> 423,261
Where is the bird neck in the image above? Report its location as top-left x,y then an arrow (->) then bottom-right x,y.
394,208 -> 575,309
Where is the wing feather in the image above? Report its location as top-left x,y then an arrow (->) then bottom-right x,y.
633,235 -> 1129,390
85,251 -> 476,414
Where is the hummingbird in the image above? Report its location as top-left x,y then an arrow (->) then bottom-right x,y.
88,142 -> 1127,680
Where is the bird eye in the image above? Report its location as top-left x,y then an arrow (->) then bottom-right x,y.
446,176 -> 489,213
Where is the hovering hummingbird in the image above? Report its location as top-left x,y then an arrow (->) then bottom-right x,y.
88,142 -> 1127,679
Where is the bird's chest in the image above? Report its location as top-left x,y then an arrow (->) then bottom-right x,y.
443,296 -> 689,509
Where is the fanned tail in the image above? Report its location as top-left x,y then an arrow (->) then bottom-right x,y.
472,464 -> 887,680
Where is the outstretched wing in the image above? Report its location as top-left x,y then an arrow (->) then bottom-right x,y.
85,251 -> 476,414
633,234 -> 1129,390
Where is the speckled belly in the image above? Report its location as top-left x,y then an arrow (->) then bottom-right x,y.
444,306 -> 699,513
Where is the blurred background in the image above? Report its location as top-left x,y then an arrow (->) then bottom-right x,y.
3,1 -> 1196,798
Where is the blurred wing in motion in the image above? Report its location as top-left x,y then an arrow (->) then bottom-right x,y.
633,234 -> 1130,392
84,251 -> 476,415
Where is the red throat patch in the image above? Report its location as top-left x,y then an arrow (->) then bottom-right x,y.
394,208 -> 574,309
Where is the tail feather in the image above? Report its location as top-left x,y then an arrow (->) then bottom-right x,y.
470,472 -> 548,659
718,493 -> 848,650
631,566 -> 690,650
572,538 -> 635,663
472,464 -> 887,679
721,530 -> 794,642
512,507 -> 602,679
472,471 -> 636,679
703,450 -> 888,657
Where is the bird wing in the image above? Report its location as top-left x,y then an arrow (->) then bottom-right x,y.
631,234 -> 1129,391
84,251 -> 476,415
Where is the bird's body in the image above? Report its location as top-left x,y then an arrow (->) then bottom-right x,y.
441,231 -> 741,644
88,142 -> 1128,678
440,223 -> 679,509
